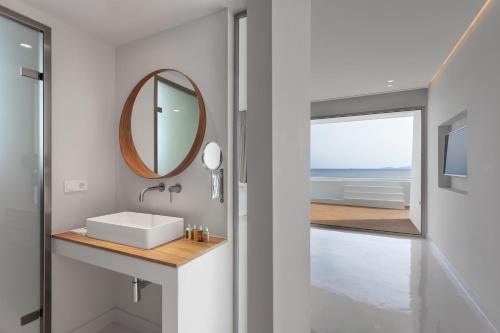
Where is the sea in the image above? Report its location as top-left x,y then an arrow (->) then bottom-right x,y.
310,168 -> 411,179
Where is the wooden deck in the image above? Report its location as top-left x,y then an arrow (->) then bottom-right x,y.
310,203 -> 420,235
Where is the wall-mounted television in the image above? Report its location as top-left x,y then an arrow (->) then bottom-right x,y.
444,126 -> 467,177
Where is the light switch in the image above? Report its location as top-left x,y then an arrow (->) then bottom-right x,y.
64,180 -> 88,193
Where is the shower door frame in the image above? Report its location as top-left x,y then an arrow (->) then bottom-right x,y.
233,10 -> 247,333
0,5 -> 52,333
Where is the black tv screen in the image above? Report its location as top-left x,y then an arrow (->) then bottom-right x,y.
444,126 -> 467,177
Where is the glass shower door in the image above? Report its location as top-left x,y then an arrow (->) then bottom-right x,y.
0,13 -> 44,332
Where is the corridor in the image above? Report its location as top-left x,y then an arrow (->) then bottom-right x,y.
311,228 -> 496,333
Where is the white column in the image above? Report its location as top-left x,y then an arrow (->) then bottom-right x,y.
247,0 -> 311,332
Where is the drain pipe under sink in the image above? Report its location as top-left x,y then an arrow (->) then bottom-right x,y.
132,277 -> 151,303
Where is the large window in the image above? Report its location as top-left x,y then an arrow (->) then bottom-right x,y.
311,116 -> 414,176
310,111 -> 422,235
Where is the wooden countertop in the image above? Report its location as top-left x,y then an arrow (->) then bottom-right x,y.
52,232 -> 226,268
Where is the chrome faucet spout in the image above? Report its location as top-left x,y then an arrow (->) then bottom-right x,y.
139,182 -> 165,202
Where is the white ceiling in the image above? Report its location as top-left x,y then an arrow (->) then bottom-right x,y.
311,0 -> 485,101
21,0 -> 245,45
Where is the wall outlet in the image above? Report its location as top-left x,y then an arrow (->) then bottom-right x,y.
64,180 -> 88,193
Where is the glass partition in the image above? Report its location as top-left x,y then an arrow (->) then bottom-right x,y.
0,8 -> 50,332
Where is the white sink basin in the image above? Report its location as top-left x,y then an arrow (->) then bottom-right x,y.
86,212 -> 184,249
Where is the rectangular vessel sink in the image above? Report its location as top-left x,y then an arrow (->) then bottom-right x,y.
86,212 -> 184,249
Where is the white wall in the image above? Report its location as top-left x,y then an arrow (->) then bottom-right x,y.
0,1 -> 118,332
114,10 -> 233,328
247,0 -> 311,332
427,0 -> 500,328
115,10 -> 230,237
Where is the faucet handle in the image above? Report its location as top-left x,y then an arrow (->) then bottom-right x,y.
168,184 -> 182,203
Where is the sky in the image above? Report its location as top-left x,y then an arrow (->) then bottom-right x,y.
311,116 -> 414,169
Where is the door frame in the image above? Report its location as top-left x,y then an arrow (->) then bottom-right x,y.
0,5 -> 52,332
311,106 -> 427,238
233,10 -> 247,333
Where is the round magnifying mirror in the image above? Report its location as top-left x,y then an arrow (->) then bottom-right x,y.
119,69 -> 206,179
201,142 -> 222,171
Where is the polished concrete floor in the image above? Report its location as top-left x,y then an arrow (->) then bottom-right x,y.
311,227 -> 496,333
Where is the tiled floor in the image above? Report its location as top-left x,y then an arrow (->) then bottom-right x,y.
99,323 -> 140,333
311,227 -> 496,333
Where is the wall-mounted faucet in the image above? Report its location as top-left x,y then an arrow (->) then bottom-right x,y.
139,182 -> 165,202
168,184 -> 182,203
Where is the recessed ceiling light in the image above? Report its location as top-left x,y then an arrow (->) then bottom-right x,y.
387,79 -> 394,83
387,84 -> 393,87
20,43 -> 32,49
172,109 -> 180,113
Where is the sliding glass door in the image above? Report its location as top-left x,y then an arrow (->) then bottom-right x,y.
0,6 -> 51,332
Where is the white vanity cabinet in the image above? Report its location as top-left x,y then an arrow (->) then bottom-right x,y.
52,232 -> 229,333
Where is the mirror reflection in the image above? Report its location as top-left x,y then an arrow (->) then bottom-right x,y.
202,142 -> 222,171
130,70 -> 203,177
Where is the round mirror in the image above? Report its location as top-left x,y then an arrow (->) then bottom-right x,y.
201,142 -> 222,171
119,69 -> 206,178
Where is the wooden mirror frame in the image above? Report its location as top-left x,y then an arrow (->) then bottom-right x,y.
119,69 -> 206,179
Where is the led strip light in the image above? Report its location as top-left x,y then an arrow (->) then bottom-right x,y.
430,0 -> 493,83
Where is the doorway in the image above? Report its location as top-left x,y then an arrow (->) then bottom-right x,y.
310,110 -> 423,235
